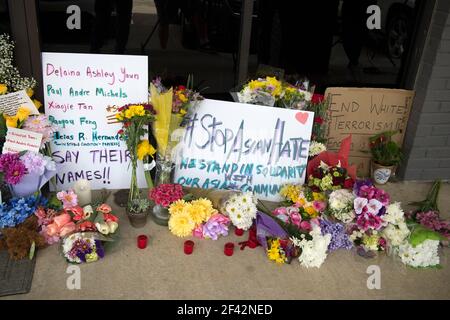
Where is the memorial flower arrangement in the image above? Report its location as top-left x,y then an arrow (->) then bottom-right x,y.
0,34 -> 36,93
115,103 -> 156,215
168,197 -> 218,237
150,76 -> 204,188
62,232 -> 105,264
236,76 -> 312,109
220,192 -> 258,231
279,184 -> 327,218
149,183 -> 184,208
307,161 -> 354,192
0,151 -> 57,197
327,188 -> 355,223
0,195 -> 48,259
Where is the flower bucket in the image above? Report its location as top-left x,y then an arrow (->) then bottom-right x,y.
371,161 -> 394,185
10,173 -> 42,198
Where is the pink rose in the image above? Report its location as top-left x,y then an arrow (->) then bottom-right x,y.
313,200 -> 326,212
300,221 -> 312,231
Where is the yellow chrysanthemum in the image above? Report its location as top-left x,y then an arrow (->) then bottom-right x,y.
16,106 -> 31,122
26,88 -> 34,97
265,76 -> 282,96
33,99 -> 42,109
169,199 -> 187,216
0,83 -> 7,95
267,239 -> 285,264
137,139 -> 156,160
168,209 -> 195,237
124,108 -> 134,119
179,109 -> 187,115
191,198 -> 216,223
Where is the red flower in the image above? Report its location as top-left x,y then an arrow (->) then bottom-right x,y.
314,117 -> 324,124
311,94 -> 324,104
344,178 -> 354,189
77,221 -> 97,232
124,122 -> 131,128
177,85 -> 186,91
118,129 -> 124,135
103,213 -> 119,223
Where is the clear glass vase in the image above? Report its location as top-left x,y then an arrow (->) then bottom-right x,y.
155,155 -> 175,186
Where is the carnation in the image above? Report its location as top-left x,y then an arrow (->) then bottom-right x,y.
149,184 -> 184,207
382,202 -> 405,225
397,239 -> 440,268
382,222 -> 410,247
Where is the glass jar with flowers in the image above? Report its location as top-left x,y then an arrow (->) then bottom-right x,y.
148,183 -> 185,226
369,131 -> 403,184
116,103 -> 157,227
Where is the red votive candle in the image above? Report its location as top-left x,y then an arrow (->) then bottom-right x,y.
137,235 -> 148,249
184,240 -> 194,255
234,227 -> 244,236
224,242 -> 235,256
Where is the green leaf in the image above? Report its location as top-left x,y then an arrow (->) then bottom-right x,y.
29,241 -> 36,260
408,223 -> 445,247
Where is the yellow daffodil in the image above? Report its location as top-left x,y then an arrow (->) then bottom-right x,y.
33,99 -> 42,109
4,115 -> 18,128
26,88 -> 34,97
137,139 -> 156,160
16,106 -> 31,122
0,83 -> 7,95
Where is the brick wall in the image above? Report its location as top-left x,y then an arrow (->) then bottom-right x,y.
401,0 -> 450,180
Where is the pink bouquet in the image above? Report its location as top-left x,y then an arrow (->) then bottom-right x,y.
149,183 -> 184,207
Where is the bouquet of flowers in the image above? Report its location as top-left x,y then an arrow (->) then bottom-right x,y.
150,76 -> 203,186
0,151 -> 57,197
62,232 -> 105,264
168,197 -> 220,238
0,194 -> 48,259
237,76 -> 282,107
149,183 -> 186,225
220,192 -> 258,231
115,103 -> 156,215
408,180 -> 449,242
280,184 -> 327,218
327,189 -> 355,223
308,162 -> 354,192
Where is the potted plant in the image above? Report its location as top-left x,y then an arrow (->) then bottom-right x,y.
116,103 -> 157,228
368,131 -> 403,184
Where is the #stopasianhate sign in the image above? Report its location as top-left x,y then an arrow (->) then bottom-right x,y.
325,87 -> 414,177
42,52 -> 148,190
173,99 -> 314,201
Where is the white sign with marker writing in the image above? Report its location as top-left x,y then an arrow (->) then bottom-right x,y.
42,52 -> 149,190
173,99 -> 314,201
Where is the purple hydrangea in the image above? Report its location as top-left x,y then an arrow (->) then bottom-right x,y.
319,219 -> 353,251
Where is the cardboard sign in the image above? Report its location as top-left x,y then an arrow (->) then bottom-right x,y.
173,99 -> 314,201
42,52 -> 148,190
325,87 -> 414,177
2,127 -> 43,154
0,90 -> 40,116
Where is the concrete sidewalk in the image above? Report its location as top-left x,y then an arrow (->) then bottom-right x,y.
2,181 -> 450,300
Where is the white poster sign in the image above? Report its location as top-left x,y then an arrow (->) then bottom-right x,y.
42,52 -> 148,190
173,99 -> 314,201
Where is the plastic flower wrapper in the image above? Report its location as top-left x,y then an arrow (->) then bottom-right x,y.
9,151 -> 57,198
150,83 -> 173,159
306,135 -> 357,181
